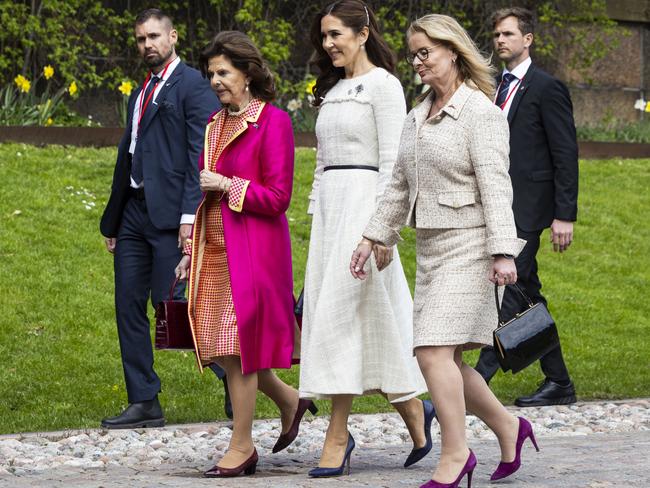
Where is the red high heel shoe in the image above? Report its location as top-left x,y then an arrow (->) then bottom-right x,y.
272,399 -> 318,453
420,449 -> 477,488
490,417 -> 539,481
204,449 -> 258,478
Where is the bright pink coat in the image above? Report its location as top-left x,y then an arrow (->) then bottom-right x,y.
188,103 -> 295,374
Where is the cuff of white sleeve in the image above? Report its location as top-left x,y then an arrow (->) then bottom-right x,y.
307,199 -> 315,215
180,214 -> 195,225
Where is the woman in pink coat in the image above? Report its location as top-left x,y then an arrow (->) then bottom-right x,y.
175,31 -> 316,478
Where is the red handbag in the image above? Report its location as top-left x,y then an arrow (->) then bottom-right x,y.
155,278 -> 194,350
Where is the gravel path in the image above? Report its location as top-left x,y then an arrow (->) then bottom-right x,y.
1,399 -> 648,486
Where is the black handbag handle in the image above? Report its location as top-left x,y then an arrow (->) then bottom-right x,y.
494,283 -> 534,326
168,277 -> 181,301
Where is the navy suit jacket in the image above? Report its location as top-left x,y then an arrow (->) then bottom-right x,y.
504,64 -> 579,232
101,62 -> 220,237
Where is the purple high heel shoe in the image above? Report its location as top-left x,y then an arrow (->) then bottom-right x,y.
420,449 -> 477,488
490,417 -> 539,481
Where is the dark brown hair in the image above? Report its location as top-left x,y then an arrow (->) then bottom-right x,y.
309,0 -> 396,106
134,8 -> 173,29
199,31 -> 275,103
491,7 -> 535,35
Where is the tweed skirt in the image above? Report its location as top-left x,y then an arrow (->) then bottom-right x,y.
413,225 -> 501,350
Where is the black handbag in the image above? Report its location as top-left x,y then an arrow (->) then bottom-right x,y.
154,278 -> 195,350
493,283 -> 560,374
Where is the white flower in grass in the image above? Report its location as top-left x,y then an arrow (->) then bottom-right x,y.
287,98 -> 301,112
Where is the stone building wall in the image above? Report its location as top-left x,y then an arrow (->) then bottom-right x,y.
556,0 -> 649,126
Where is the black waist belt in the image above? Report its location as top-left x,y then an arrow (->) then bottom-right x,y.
323,165 -> 379,172
128,186 -> 146,201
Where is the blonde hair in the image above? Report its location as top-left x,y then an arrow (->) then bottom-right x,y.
408,14 -> 496,102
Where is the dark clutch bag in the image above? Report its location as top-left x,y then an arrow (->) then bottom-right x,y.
155,278 -> 194,350
493,283 -> 560,374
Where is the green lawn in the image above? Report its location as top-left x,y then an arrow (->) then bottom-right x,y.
0,143 -> 648,434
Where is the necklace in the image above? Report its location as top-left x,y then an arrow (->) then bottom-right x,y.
227,97 -> 252,116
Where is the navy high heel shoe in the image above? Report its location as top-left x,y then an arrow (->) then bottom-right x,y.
404,399 -> 436,468
308,433 -> 355,477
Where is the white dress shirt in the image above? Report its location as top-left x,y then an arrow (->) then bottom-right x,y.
497,56 -> 531,117
127,57 -> 194,225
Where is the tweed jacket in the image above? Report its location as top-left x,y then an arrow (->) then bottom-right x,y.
364,82 -> 525,257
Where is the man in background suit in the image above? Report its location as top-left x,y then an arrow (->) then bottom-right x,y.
100,8 -> 229,428
474,7 -> 579,407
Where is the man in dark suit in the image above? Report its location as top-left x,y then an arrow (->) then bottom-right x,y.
100,8 -> 229,428
475,7 -> 578,407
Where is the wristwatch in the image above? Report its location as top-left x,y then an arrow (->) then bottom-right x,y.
493,253 -> 514,259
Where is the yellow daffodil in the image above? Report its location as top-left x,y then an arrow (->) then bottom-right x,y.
46,118 -> 53,126
305,79 -> 316,96
68,81 -> 78,96
43,65 -> 54,80
118,80 -> 134,96
14,74 -> 31,93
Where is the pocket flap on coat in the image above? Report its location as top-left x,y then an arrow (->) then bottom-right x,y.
438,191 -> 477,208
530,170 -> 554,181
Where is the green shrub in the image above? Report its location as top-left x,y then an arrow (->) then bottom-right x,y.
577,120 -> 650,144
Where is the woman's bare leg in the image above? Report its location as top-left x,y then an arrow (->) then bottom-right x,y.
217,355 -> 257,468
257,369 -> 300,434
457,351 -> 519,462
390,397 -> 426,448
416,345 -> 470,483
318,394 -> 354,467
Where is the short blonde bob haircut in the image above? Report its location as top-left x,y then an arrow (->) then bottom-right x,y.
408,14 -> 496,102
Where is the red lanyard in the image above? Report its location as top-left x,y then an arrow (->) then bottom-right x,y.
496,77 -> 521,110
137,58 -> 175,126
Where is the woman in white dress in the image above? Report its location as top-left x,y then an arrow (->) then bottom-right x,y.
299,0 -> 433,477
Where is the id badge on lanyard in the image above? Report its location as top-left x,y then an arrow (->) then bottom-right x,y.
133,57 -> 175,143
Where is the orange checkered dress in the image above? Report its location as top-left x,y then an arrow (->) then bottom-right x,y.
192,100 -> 264,363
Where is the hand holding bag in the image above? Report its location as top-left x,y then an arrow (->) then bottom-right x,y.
492,283 -> 560,374
155,278 -> 194,350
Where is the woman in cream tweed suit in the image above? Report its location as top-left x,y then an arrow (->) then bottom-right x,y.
351,15 -> 538,488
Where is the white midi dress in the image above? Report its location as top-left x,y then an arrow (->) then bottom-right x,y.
299,68 -> 426,402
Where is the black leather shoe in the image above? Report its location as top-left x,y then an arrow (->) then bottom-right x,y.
101,396 -> 165,429
515,379 -> 577,407
222,376 -> 233,420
